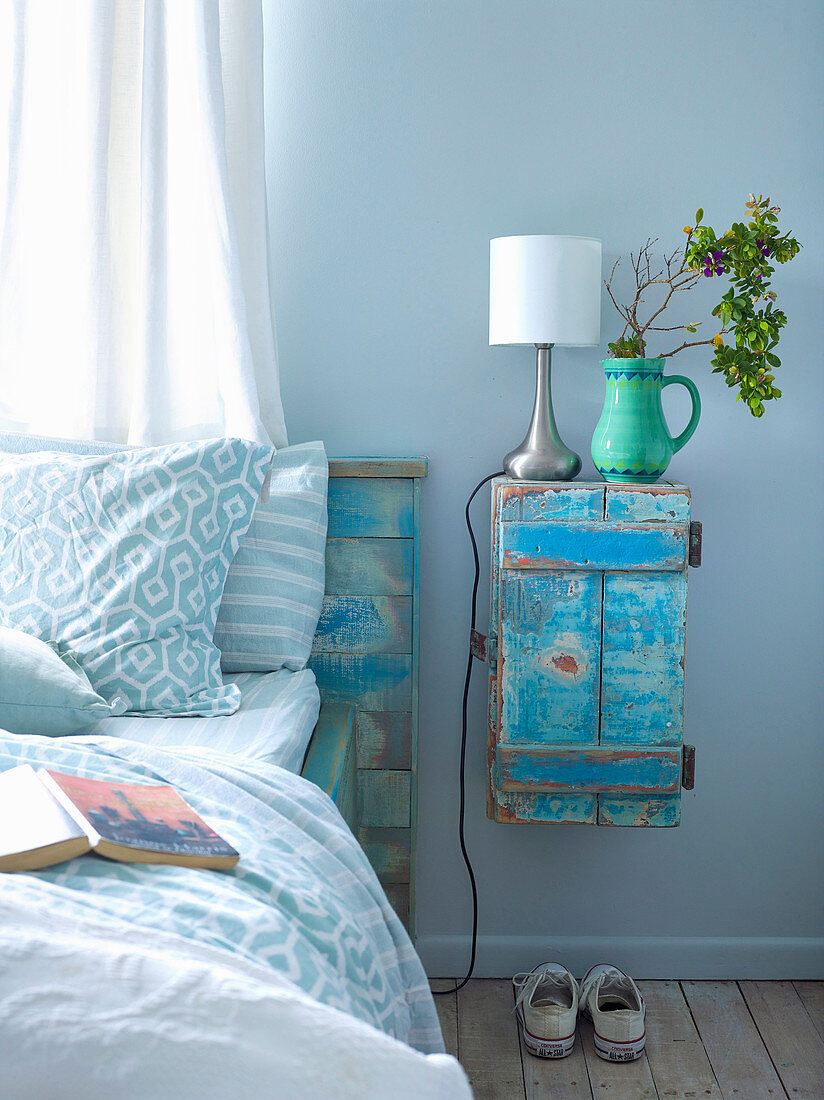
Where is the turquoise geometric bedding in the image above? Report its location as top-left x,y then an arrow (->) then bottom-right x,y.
0,730 -> 443,1054
0,439 -> 272,716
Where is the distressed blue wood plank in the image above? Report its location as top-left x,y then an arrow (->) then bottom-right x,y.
300,702 -> 358,832
598,794 -> 681,827
499,570 -> 601,745
314,595 -> 411,654
326,478 -> 413,537
309,652 -> 412,712
605,484 -> 691,523
325,537 -> 413,595
491,789 -> 597,824
497,745 -> 682,793
495,479 -> 604,521
357,827 -> 410,882
600,572 -> 687,746
357,711 -> 412,769
501,520 -> 688,572
358,770 -> 411,828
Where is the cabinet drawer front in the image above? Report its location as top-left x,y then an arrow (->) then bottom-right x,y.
496,744 -> 682,794
501,520 -> 687,572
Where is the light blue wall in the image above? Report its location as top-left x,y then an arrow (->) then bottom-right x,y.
263,0 -> 824,977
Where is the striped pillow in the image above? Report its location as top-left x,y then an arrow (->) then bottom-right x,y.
214,441 -> 328,671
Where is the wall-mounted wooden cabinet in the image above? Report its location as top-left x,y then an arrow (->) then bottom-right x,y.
486,479 -> 699,827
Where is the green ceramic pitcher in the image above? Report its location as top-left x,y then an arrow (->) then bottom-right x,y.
591,358 -> 700,484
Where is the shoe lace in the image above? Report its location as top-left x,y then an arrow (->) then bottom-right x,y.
581,966 -> 639,1010
512,968 -> 570,1013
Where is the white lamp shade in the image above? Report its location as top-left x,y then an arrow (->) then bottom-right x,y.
489,234 -> 602,346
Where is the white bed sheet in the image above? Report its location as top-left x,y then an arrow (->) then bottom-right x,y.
93,668 -> 320,774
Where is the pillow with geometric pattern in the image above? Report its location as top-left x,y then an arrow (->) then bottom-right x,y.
0,438 -> 274,716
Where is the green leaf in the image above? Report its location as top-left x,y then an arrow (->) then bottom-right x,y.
695,208 -> 703,224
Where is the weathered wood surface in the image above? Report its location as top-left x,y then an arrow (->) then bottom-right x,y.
326,477 -> 413,537
497,480 -> 604,522
600,572 -> 686,746
457,980 -> 525,1100
795,980 -> 824,1041
642,980 -> 723,1098
429,980 -> 459,1061
740,979 -> 824,1098
492,790 -> 598,825
499,571 -> 602,745
311,459 -> 426,935
314,594 -> 412,653
489,478 -> 691,827
325,537 -> 413,595
358,769 -> 411,828
501,520 -> 688,572
605,485 -> 691,523
496,744 -> 682,794
381,883 -> 410,926
328,457 -> 428,479
681,980 -> 786,1098
310,652 -> 412,711
300,701 -> 358,832
598,793 -> 680,827
357,827 -> 411,881
357,710 -> 412,769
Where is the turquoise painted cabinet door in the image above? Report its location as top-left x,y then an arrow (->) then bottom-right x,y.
487,479 -> 696,827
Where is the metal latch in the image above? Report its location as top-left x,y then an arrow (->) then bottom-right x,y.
681,744 -> 696,790
470,629 -> 498,669
689,521 -> 703,568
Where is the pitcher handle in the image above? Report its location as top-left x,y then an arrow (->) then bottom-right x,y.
662,375 -> 701,453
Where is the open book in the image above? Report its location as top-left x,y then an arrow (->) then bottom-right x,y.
0,765 -> 239,872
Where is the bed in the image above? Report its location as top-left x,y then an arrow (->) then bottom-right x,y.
0,437 -> 469,1099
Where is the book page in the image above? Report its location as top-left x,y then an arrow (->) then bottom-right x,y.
0,765 -> 86,859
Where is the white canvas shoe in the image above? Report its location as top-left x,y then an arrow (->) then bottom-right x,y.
513,962 -> 579,1058
580,963 -> 646,1062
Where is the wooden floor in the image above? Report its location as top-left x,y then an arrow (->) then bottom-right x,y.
430,978 -> 824,1099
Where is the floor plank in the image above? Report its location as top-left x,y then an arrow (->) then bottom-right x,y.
741,980 -> 824,1099
519,1015 -> 592,1100
642,980 -> 723,1099
682,980 -> 784,1098
457,979 -> 525,1100
794,981 -> 824,1042
430,979 -> 459,1060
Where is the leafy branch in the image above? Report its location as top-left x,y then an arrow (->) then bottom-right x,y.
604,236 -> 717,360
606,194 -> 802,417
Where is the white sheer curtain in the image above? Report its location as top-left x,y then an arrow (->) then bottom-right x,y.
0,0 -> 287,446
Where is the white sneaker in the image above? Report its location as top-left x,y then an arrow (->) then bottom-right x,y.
580,963 -> 646,1062
513,962 -> 579,1058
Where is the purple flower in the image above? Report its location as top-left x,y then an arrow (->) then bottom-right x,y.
703,250 -> 726,277
756,239 -> 770,258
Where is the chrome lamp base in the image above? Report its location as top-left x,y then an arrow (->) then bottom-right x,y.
503,344 -> 581,481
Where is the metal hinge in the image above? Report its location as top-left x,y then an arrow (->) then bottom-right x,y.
681,744 -> 696,790
689,521 -> 703,568
470,629 -> 498,670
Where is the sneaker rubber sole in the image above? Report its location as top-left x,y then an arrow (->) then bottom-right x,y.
591,1027 -> 646,1062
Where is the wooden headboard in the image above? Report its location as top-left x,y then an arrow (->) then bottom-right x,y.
308,458 -> 427,936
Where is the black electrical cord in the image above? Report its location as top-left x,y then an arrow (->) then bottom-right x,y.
433,470 -> 504,997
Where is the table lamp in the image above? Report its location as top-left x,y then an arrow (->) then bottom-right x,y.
489,234 -> 602,480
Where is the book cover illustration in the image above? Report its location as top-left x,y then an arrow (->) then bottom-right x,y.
46,771 -> 238,860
